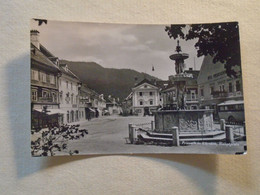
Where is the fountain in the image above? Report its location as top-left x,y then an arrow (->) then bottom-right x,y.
153,41 -> 214,133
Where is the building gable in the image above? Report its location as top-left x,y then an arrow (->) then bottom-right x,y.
197,55 -> 226,85
133,82 -> 158,91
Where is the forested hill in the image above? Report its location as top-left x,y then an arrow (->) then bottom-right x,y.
61,60 -> 160,101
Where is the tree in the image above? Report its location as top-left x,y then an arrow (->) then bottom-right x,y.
31,124 -> 88,156
165,22 -> 241,78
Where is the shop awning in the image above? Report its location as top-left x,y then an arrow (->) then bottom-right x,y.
86,108 -> 95,112
33,109 -> 67,115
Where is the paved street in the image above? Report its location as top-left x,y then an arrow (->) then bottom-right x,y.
54,115 -> 246,155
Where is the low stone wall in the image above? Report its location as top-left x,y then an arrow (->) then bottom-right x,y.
154,109 -> 213,132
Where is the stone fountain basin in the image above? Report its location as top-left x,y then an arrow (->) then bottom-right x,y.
154,109 -> 214,132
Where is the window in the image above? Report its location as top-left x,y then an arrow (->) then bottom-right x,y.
76,95 -> 78,105
76,111 -> 78,121
71,94 -> 74,104
219,106 -> 225,111
42,91 -> 48,98
149,92 -> 153,96
46,74 -> 50,83
227,105 -> 236,111
191,90 -> 196,100
150,100 -> 153,105
200,89 -> 204,97
236,104 -> 244,111
59,93 -> 63,104
140,101 -> 143,105
43,73 -> 46,83
210,86 -> 214,94
40,72 -> 46,82
66,93 -> 70,104
67,111 -> 70,123
31,70 -> 39,81
31,90 -> 37,101
219,84 -> 225,92
139,92 -> 142,96
66,81 -> 69,89
52,92 -> 56,103
71,110 -> 74,122
229,82 -> 233,92
71,82 -> 73,90
50,75 -> 55,84
236,80 -> 241,91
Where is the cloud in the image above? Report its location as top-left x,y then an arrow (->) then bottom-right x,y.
31,20 -> 203,80
121,44 -> 150,51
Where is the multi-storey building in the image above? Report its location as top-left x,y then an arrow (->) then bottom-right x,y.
58,63 -> 81,124
197,55 -> 243,118
161,68 -> 200,110
30,30 -> 63,129
132,78 -> 162,116
79,86 -> 107,119
105,95 -> 122,115
78,84 -> 93,120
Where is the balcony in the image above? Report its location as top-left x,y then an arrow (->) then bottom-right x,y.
36,97 -> 58,104
211,91 -> 228,98
186,95 -> 198,102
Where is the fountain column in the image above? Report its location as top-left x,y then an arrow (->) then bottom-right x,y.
169,40 -> 189,109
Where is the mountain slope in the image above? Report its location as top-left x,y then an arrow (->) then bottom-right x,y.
61,60 -> 160,101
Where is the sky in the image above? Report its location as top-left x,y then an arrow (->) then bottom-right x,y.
31,20 -> 204,80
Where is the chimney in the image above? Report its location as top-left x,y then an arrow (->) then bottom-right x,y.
30,30 -> 40,49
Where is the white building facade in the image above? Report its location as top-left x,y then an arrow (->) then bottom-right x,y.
132,79 -> 162,116
58,64 -> 81,124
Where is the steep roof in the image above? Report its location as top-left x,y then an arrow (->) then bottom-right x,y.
197,55 -> 226,85
31,43 -> 60,73
59,64 -> 80,81
125,92 -> 133,101
39,44 -> 56,58
134,78 -> 158,88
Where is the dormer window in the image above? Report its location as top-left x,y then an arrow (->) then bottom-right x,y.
56,59 -> 59,66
